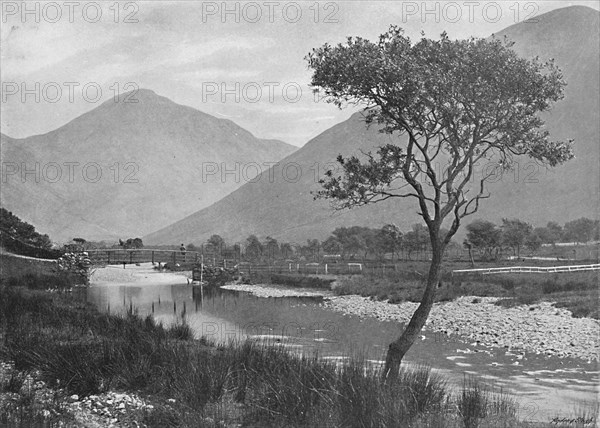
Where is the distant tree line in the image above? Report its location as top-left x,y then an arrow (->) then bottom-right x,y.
464,217 -> 599,261
179,224 -> 448,263
180,217 -> 598,264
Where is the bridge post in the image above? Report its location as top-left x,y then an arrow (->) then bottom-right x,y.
152,251 -> 155,264
172,252 -> 176,265
108,251 -> 111,264
130,251 -> 133,264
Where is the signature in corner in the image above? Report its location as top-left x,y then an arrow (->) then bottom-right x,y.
550,416 -> 595,425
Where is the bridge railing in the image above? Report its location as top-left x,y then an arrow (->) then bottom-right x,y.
86,249 -> 203,265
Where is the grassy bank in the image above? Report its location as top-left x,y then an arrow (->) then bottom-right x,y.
332,262 -> 599,319
1,278 -> 581,427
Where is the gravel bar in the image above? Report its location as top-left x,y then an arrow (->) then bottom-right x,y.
322,295 -> 599,362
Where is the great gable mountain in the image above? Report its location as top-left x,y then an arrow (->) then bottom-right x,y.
144,6 -> 599,245
0,89 -> 296,242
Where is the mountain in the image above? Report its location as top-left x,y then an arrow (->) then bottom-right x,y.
0,90 -> 296,242
144,6 -> 599,246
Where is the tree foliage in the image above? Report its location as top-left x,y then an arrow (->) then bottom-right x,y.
563,217 -> 599,243
245,235 -> 263,261
0,208 -> 53,250
119,238 -> 143,249
402,224 -> 430,259
309,28 -> 573,242
264,236 -> 280,260
377,224 -> 403,260
207,234 -> 226,255
307,27 -> 573,377
501,218 -> 532,257
465,220 -> 501,259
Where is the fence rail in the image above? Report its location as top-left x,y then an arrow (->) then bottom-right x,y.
452,264 -> 600,275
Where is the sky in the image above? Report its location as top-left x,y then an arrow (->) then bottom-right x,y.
1,0 -> 599,147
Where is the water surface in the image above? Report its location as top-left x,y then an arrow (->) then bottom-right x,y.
85,278 -> 599,423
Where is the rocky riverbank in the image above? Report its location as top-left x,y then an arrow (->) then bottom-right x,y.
323,295 -> 600,362
220,283 -> 333,298
218,283 -> 599,362
0,361 -> 153,427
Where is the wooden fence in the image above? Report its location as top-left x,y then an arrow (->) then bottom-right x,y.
452,263 -> 600,275
86,249 -> 599,278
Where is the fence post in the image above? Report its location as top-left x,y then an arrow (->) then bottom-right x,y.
172,252 -> 176,265
108,251 -> 111,264
325,264 -> 328,275
130,251 -> 133,264
152,251 -> 155,264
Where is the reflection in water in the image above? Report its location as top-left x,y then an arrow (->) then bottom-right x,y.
85,283 -> 598,421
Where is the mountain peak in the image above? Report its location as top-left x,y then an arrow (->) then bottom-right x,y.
496,4 -> 599,42
110,88 -> 167,104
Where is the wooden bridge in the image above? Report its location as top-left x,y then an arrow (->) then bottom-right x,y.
452,263 -> 600,275
86,249 -> 206,266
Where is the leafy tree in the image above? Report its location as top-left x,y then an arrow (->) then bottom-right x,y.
525,230 -> 543,254
119,237 -> 143,249
264,236 -> 280,261
331,227 -> 368,258
532,227 -> 552,246
245,235 -> 263,261
0,208 -> 53,250
563,217 -> 598,243
501,219 -> 532,258
546,221 -> 563,244
307,27 -> 573,377
350,227 -> 378,259
229,243 -> 242,261
322,236 -> 343,255
207,234 -> 225,255
465,220 -> 501,260
306,239 -> 321,261
402,224 -> 429,260
280,242 -> 293,259
378,224 -> 403,260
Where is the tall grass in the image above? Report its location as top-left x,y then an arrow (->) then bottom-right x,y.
0,280 -> 545,427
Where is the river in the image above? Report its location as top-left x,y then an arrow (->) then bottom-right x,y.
86,265 -> 598,424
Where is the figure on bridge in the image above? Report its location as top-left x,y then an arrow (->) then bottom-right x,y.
180,244 -> 186,262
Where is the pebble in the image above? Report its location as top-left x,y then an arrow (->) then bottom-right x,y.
221,283 -> 332,298
322,295 -> 599,362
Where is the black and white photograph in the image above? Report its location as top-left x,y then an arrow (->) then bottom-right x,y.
1,1 -> 599,426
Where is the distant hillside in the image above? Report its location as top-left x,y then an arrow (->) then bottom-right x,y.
0,89 -> 296,242
144,6 -> 599,245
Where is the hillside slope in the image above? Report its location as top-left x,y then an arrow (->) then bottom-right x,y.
145,6 -> 597,244
0,90 -> 296,242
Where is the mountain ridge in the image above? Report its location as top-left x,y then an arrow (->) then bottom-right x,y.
0,89 -> 297,242
144,6 -> 599,245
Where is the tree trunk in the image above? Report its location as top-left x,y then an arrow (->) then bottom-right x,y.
382,245 -> 444,380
